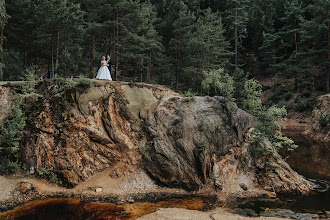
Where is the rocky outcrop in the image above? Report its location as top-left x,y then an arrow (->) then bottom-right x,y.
0,80 -> 311,194
283,94 -> 330,179
143,96 -> 310,193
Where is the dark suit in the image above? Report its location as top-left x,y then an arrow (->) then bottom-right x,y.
107,59 -> 113,74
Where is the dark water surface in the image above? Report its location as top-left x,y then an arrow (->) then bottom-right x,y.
234,178 -> 330,219
0,180 -> 329,220
0,196 -> 217,220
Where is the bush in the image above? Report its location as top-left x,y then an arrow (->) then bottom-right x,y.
242,80 -> 298,155
268,92 -> 280,105
294,97 -> 309,112
0,106 -> 26,175
36,166 -> 57,183
52,77 -> 91,97
283,92 -> 292,100
202,68 -> 234,99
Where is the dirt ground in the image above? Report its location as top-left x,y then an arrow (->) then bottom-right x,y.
137,208 -> 288,220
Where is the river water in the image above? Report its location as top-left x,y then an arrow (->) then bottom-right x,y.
234,178 -> 330,219
0,180 -> 328,220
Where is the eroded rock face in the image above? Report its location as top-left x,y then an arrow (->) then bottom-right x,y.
143,96 -> 311,193
20,82 -> 177,186
0,81 -> 311,193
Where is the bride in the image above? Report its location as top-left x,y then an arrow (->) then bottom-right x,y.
96,56 -> 112,80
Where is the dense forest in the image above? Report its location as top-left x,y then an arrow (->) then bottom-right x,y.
0,0 -> 329,97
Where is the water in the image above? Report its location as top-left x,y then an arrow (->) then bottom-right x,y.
234,178 -> 330,219
0,196 -> 217,220
0,180 -> 329,219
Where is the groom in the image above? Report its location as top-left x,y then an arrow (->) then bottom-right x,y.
107,55 -> 113,77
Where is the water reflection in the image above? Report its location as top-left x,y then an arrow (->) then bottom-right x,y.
0,196 -> 217,220
234,178 -> 330,219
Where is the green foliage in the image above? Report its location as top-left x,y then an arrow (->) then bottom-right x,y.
202,69 -> 234,99
16,66 -> 43,103
198,141 -> 207,152
52,77 -> 92,97
182,89 -> 195,98
0,106 -> 26,175
36,166 -> 57,183
243,80 -> 298,154
267,92 -> 281,105
231,68 -> 249,107
283,92 -> 292,100
198,118 -> 205,130
243,79 -> 262,115
294,97 -> 309,112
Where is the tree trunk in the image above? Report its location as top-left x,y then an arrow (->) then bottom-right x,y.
115,13 -> 119,81
1,25 -> 3,63
24,49 -> 27,67
4,37 -> 7,80
175,51 -> 179,90
140,57 -> 143,82
55,32 -> 60,75
234,4 -> 238,66
92,34 -> 96,78
140,32 -> 145,82
147,52 -> 152,83
51,35 -> 54,76
327,21 -> 330,93
293,29 -> 298,92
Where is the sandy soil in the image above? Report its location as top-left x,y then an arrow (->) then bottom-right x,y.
0,167 -> 284,220
137,208 -> 288,220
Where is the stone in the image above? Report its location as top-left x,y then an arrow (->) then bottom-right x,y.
0,81 -> 311,194
20,182 -> 33,194
95,187 -> 103,193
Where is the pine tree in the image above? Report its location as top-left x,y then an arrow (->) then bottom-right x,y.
224,0 -> 250,66
0,0 -> 8,80
28,0 -> 84,76
273,0 -> 304,91
300,0 -> 330,93
138,1 -> 164,83
168,2 -> 196,90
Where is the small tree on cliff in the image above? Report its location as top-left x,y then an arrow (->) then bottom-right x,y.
0,106 -> 26,175
243,79 -> 298,153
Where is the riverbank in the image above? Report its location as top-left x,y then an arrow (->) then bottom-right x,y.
0,167 -> 275,212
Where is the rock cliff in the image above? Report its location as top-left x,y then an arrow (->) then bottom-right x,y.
0,80 -> 311,194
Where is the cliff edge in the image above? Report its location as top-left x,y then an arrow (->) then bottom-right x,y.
0,80 -> 311,197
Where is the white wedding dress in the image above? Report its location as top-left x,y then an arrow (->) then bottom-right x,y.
96,60 -> 112,80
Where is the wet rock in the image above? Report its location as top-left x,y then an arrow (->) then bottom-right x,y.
95,187 -> 103,193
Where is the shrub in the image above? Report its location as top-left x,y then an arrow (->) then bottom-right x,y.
182,89 -> 195,98
36,166 -> 57,183
277,101 -> 288,109
199,141 -> 207,152
52,77 -> 92,97
0,106 -> 26,175
267,92 -> 280,105
294,97 -> 309,112
243,80 -> 298,155
202,68 -> 234,100
283,92 -> 292,100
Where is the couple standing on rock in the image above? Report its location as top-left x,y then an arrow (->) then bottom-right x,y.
96,55 -> 114,81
